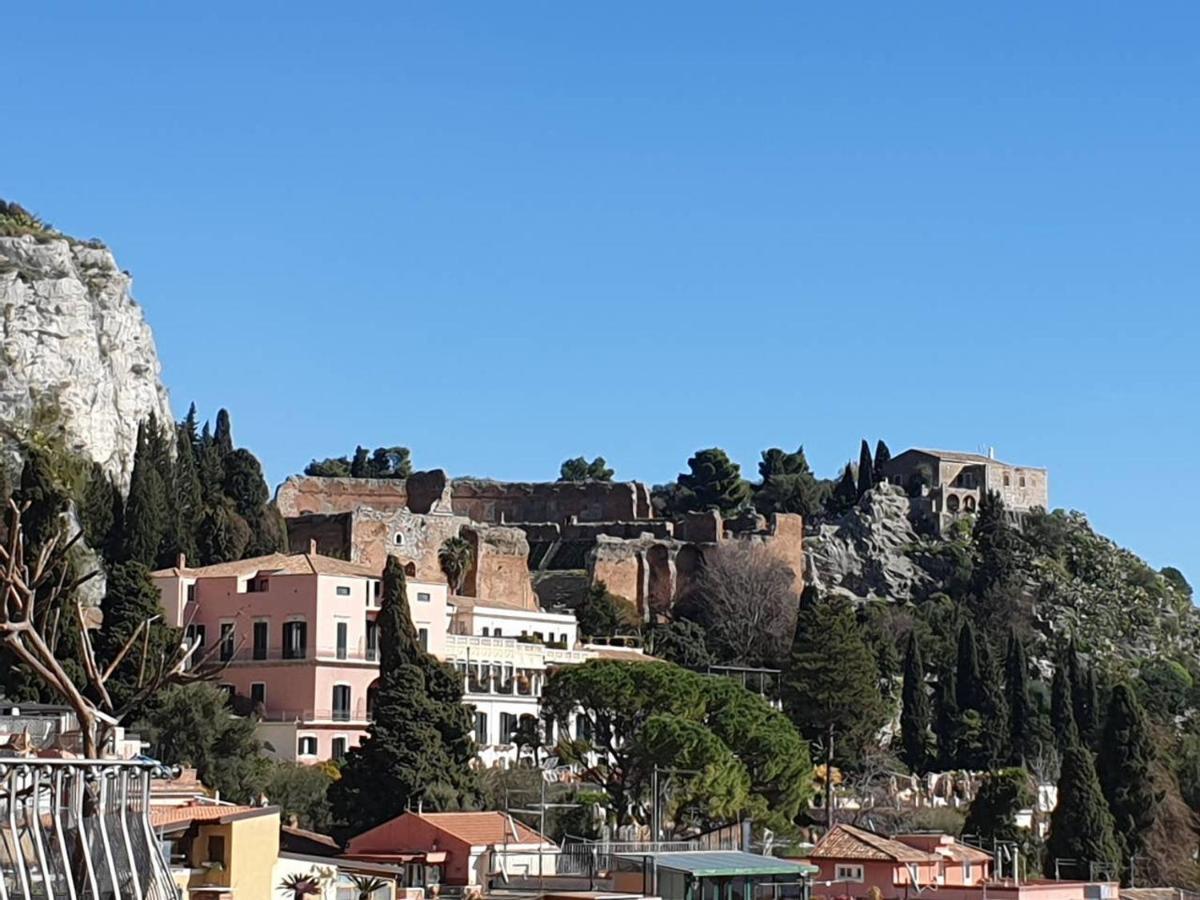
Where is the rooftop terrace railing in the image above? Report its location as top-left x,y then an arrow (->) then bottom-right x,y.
0,757 -> 178,899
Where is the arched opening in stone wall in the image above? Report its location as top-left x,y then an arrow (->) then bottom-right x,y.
946,494 -> 961,513
673,544 -> 703,608
963,495 -> 977,513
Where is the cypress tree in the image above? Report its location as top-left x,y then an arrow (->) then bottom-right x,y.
784,585 -> 885,825
1067,641 -> 1100,746
330,556 -> 478,835
1051,654 -> 1080,752
1045,744 -> 1121,881
676,448 -> 751,515
1005,630 -> 1035,764
872,440 -> 892,485
935,667 -> 960,770
213,408 -> 234,458
900,631 -> 931,773
98,561 -> 179,715
1098,684 -> 1159,879
828,463 -> 859,516
350,445 -> 370,478
196,500 -> 252,565
956,620 -> 984,712
121,421 -> 168,566
856,439 -> 874,497
170,420 -> 204,564
80,462 -> 117,557
223,448 -> 286,556
197,421 -> 225,505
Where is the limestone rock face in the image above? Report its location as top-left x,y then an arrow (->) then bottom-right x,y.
806,482 -> 932,603
0,235 -> 172,489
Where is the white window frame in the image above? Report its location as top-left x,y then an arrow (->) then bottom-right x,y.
835,865 -> 864,883
297,735 -> 318,757
417,591 -> 431,603
335,585 -> 352,596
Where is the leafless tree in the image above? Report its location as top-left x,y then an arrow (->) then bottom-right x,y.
0,499 -> 226,758
680,542 -> 798,668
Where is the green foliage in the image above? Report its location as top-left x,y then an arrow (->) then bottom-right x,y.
964,768 -> 1034,844
264,762 -> 336,833
559,456 -> 615,481
331,556 -> 478,836
675,448 -> 751,515
0,200 -> 58,238
645,619 -> 715,670
140,683 -> 272,802
872,440 -> 892,485
213,408 -> 234,458
438,536 -> 474,594
1098,684 -> 1159,878
305,445 -> 411,479
900,631 -> 932,773
1045,745 -> 1121,881
79,462 -> 118,557
952,621 -> 1008,769
1051,653 -> 1080,753
856,439 -> 874,497
784,586 -> 886,766
543,659 -> 811,834
1160,566 -> 1193,602
825,463 -> 859,517
1137,658 -> 1194,723
753,447 -> 825,518
121,420 -> 168,566
1005,631 -> 1038,764
196,498 -> 252,565
223,448 -> 285,556
97,560 -> 180,717
575,581 -> 636,641
168,417 -> 203,564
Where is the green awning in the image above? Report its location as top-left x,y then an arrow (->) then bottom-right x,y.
617,851 -> 816,878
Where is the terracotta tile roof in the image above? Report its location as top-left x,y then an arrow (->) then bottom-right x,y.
810,824 -> 939,863
935,842 -> 992,863
152,552 -> 380,580
419,811 -> 550,846
149,803 -> 262,828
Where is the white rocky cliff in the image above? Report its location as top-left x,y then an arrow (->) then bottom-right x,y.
0,232 -> 172,489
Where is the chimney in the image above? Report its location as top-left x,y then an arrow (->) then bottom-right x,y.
177,552 -> 187,569
308,539 -> 318,555
988,447 -> 995,460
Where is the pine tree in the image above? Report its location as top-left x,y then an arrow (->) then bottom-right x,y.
330,557 -> 478,834
122,421 -> 168,566
754,447 -> 824,518
784,585 -> 885,826
1098,684 -> 1159,879
900,631 -> 931,773
856,439 -> 874,498
223,448 -> 286,556
213,408 -> 234,458
1005,631 -> 1035,764
872,440 -> 892,486
676,448 -> 751,515
1045,745 -> 1121,881
558,456 -> 614,482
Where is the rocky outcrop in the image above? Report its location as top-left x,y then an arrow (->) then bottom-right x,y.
806,483 -> 933,603
0,233 -> 172,489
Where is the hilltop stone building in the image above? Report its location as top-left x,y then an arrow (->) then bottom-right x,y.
881,448 -> 1048,533
276,472 -> 805,618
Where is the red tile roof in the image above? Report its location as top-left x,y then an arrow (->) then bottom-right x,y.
810,824 -> 939,863
152,551 -> 380,580
149,803 -> 274,829
419,812 -> 550,846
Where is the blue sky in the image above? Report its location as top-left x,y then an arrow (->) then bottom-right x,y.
4,3 -> 1197,585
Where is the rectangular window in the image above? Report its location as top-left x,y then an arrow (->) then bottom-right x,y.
206,835 -> 226,866
336,585 -> 351,596
219,623 -> 235,662
542,714 -> 556,745
1004,473 -> 1011,486
336,621 -> 349,660
500,712 -> 517,744
482,627 -> 490,637
186,623 -> 206,648
250,682 -> 266,707
331,737 -> 347,760
418,627 -> 428,650
298,736 -> 317,756
282,621 -> 307,659
252,621 -> 268,660
332,685 -> 352,721
365,619 -> 378,661
417,591 -> 431,603
1020,476 -> 1026,487
493,627 -> 501,637
186,583 -> 196,603
474,710 -> 488,744
965,863 -> 973,882
835,866 -> 864,882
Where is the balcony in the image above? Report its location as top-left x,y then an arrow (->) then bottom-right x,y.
219,646 -> 381,664
258,704 -> 371,724
0,757 -> 178,899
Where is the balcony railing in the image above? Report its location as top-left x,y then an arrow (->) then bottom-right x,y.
0,757 -> 179,899
257,705 -> 371,724
219,646 -> 380,664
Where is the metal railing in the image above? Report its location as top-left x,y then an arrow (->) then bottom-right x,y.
0,757 -> 179,899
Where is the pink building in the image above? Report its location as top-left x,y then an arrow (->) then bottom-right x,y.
153,549 -> 449,762
806,825 -> 1116,900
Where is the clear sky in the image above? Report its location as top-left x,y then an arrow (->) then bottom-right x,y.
4,3 -> 1197,585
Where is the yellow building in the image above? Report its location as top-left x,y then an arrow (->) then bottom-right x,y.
153,802 -> 281,899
